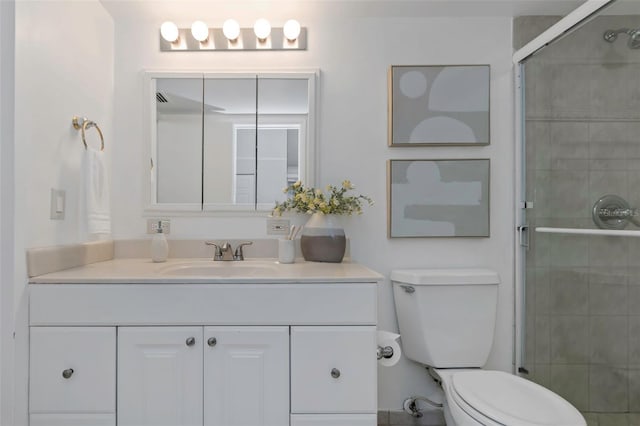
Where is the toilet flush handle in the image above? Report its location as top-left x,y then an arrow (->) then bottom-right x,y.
400,285 -> 415,294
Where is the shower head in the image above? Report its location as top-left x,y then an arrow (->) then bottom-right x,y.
603,28 -> 640,49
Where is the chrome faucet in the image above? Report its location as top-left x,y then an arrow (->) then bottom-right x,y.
205,241 -> 253,261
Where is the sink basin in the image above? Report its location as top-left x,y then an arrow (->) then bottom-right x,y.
159,261 -> 280,277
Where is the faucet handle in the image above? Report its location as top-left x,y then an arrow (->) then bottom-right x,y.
205,242 -> 223,261
233,241 -> 253,261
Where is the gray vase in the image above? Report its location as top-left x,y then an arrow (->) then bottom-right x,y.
300,213 -> 346,263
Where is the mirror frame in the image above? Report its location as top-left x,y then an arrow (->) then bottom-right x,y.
143,70 -> 319,216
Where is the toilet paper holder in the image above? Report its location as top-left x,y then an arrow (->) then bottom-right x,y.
377,345 -> 394,360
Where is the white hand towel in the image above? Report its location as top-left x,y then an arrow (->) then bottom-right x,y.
84,149 -> 111,235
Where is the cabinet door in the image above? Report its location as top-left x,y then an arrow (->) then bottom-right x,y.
30,327 -> 115,418
290,414 -> 377,426
117,327 -> 203,426
291,326 -> 377,414
204,326 -> 289,426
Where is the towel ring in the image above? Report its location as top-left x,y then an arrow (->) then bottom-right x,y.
72,116 -> 105,151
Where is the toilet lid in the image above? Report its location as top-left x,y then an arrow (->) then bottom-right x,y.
451,371 -> 585,426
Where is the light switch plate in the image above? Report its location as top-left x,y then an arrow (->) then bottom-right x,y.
266,218 -> 290,235
147,219 -> 171,234
50,189 -> 65,220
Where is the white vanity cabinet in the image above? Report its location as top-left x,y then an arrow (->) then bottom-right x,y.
29,276 -> 380,426
203,326 -> 290,426
117,326 -> 289,426
117,327 -> 203,426
29,327 -> 116,426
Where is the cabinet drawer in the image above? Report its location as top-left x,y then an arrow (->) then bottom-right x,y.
29,327 -> 115,413
291,326 -> 376,413
291,414 -> 376,426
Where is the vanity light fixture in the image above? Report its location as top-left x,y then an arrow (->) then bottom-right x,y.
191,21 -> 209,42
223,19 -> 241,41
160,21 -> 179,43
159,19 -> 307,51
253,18 -> 271,41
283,19 -> 301,41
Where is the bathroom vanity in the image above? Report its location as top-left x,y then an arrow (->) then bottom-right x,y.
28,259 -> 382,426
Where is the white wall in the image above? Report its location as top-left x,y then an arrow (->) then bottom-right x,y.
0,1 -> 16,423
13,1 -> 114,423
111,5 -> 515,409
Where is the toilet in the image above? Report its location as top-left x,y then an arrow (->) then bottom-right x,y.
391,268 -> 586,426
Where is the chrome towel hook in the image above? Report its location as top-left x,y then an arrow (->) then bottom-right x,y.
72,116 -> 105,151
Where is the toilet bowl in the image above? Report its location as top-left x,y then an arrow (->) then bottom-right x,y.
391,269 -> 586,426
434,369 -> 585,426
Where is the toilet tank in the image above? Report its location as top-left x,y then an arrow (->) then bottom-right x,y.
391,269 -> 500,368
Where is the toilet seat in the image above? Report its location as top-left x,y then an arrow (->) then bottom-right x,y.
449,370 -> 585,426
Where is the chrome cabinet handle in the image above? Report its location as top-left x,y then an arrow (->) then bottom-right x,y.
330,368 -> 341,379
207,337 -> 217,347
62,368 -> 74,379
186,337 -> 196,346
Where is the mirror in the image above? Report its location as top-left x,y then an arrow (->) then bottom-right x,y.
147,71 -> 317,212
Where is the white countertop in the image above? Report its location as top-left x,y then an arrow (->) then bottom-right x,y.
29,258 -> 383,284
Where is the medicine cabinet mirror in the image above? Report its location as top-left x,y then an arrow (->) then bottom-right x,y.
145,71 -> 317,213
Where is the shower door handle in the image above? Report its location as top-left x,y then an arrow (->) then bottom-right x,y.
517,225 -> 529,250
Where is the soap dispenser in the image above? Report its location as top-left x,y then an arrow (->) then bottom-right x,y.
151,221 -> 169,263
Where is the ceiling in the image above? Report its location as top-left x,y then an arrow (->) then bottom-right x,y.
100,0 -> 586,21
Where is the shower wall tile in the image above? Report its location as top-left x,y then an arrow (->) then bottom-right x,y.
530,171 -> 551,219
549,64 -> 592,119
589,159 -> 627,171
589,283 -> 628,315
526,121 -> 551,170
549,234 -> 589,267
550,315 -> 589,363
629,286 -> 640,317
589,171 -> 629,208
524,62 -> 552,119
590,316 -> 629,365
589,235 -> 630,268
630,316 -> 640,365
549,171 -> 591,219
589,121 -> 629,146
630,369 -> 640,412
535,315 -> 551,363
589,366 -> 629,412
530,363 -> 550,388
534,267 -> 550,314
549,269 -> 589,315
550,121 -> 589,145
513,16 -> 560,50
589,267 -> 629,286
550,364 -> 589,411
598,413 -> 634,426
590,65 -> 640,120
625,172 -> 640,209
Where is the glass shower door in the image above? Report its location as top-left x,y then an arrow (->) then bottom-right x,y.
517,6 -> 640,424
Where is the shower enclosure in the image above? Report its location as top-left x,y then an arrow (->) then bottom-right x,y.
516,1 -> 640,424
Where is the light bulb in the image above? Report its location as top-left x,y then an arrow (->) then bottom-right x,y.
254,18 -> 271,41
160,21 -> 179,43
283,19 -> 301,41
191,21 -> 209,42
223,19 -> 241,41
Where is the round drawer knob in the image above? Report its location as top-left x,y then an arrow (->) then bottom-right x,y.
186,337 -> 196,346
207,337 -> 217,347
330,368 -> 341,379
62,368 -> 74,379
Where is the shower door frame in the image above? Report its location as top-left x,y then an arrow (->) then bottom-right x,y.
512,0 -> 616,374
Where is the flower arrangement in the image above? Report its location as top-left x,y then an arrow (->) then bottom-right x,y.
273,180 -> 373,216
